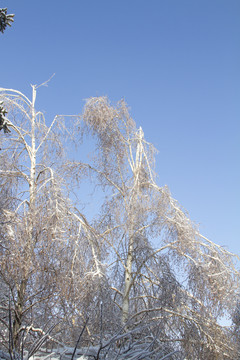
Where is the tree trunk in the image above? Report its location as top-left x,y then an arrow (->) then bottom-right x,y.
12,279 -> 27,350
13,87 -> 36,350
122,236 -> 133,325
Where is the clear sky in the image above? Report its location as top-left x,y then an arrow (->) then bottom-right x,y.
1,1 -> 240,255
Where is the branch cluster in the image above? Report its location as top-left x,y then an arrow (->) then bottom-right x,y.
0,9 -> 14,33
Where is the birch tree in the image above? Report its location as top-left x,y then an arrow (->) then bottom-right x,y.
0,84 -> 104,351
0,85 -> 239,359
81,96 -> 240,359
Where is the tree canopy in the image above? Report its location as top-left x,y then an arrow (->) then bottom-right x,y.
0,84 -> 239,359
0,8 -> 14,33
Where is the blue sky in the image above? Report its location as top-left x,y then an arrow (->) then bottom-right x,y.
1,0 -> 240,254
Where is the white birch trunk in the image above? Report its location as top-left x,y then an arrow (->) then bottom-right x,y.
122,127 -> 144,325
122,236 -> 134,324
